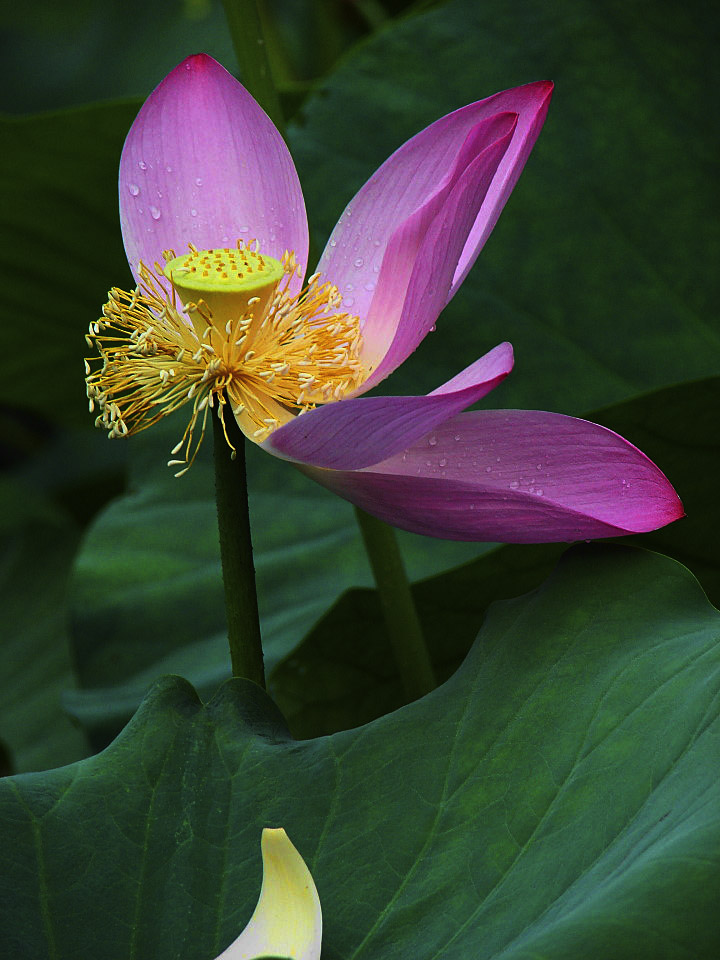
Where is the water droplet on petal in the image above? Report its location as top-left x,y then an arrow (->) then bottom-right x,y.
344,297 -> 354,307
329,239 -> 337,248
238,225 -> 249,233
509,480 -> 519,489
138,160 -> 147,171
150,205 -> 161,220
354,258 -> 364,268
495,456 -> 501,463
485,466 -> 492,473
373,265 -> 380,273
127,183 -> 140,196
439,457 -> 447,467
536,488 -> 544,496
364,282 -> 375,292
190,208 -> 198,217
195,177 -> 203,186
346,283 -> 354,292
166,164 -> 173,173
373,239 -> 382,247
428,435 -> 437,446
454,434 -> 461,441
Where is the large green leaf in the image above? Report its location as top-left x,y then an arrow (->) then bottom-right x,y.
273,376 -> 720,736
2,545 -> 719,958
293,0 -> 719,410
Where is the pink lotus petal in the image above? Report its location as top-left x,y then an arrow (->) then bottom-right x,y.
119,54 -> 307,288
447,82 -> 553,297
317,82 -> 552,387
262,343 -> 513,470
299,410 -> 684,542
359,114 -> 517,389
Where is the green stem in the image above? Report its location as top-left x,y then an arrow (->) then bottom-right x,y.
213,404 -> 265,687
354,507 -> 436,700
221,0 -> 286,136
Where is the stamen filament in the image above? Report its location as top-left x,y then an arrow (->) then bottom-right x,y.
85,242 -> 366,473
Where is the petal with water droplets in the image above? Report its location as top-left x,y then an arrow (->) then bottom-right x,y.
263,343 -> 513,470
120,54 -> 307,288
298,410 -> 684,541
317,82 -> 553,388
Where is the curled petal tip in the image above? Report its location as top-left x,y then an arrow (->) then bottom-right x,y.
214,828 -> 321,960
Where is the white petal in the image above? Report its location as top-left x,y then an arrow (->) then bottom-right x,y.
214,828 -> 322,960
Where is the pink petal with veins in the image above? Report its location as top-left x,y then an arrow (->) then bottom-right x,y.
299,410 -> 684,541
262,343 -> 513,470
318,82 -> 552,386
119,54 -> 307,290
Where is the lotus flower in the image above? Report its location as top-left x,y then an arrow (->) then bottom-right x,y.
85,54 -> 683,542
214,828 -> 321,960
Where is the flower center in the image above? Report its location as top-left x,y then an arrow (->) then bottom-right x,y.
164,246 -> 284,330
85,240 -> 365,475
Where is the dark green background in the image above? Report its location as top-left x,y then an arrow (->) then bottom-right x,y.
0,1 -> 718,957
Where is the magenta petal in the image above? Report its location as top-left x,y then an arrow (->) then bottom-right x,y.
262,342 -> 513,470
318,82 -> 552,387
359,114 -> 517,389
299,410 -> 684,542
447,82 -> 553,297
119,54 -> 307,285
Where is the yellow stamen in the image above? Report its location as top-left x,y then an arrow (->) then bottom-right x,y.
85,241 -> 366,474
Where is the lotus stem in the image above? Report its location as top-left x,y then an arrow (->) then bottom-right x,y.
213,403 -> 265,687
354,507 -> 436,700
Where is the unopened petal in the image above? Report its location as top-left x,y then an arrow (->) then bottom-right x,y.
359,115 -> 517,388
299,410 -> 684,542
262,343 -> 513,470
120,54 -> 308,289
318,81 -> 552,388
215,828 -> 321,960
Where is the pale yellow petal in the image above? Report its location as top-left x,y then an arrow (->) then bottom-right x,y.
214,828 -> 322,960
